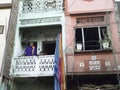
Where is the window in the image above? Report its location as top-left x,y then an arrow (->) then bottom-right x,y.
75,26 -> 109,51
0,26 -> 4,34
42,41 -> 56,55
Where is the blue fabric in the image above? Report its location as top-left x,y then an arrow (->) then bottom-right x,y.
54,35 -> 60,90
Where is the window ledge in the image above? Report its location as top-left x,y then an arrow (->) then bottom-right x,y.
0,3 -> 12,9
74,48 -> 113,53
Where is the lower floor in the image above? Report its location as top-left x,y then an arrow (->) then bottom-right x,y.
67,74 -> 119,90
11,77 -> 54,90
0,76 -> 10,90
9,74 -> 120,90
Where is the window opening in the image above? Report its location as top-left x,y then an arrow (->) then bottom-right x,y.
84,27 -> 100,50
42,41 -> 56,55
75,26 -> 108,51
0,26 -> 4,34
100,27 -> 107,39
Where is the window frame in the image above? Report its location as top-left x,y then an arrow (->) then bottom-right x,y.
75,26 -> 110,52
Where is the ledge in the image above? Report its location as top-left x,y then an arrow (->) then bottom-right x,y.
74,48 -> 113,53
0,3 -> 12,9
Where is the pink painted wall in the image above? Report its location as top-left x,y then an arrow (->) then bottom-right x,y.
65,0 -> 120,74
66,0 -> 114,14
109,11 -> 120,50
66,53 -> 120,74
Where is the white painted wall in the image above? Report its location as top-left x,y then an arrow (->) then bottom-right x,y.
13,27 -> 23,57
115,0 -> 120,1
0,0 -> 12,4
0,9 -> 11,79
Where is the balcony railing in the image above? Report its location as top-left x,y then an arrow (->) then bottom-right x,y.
19,0 -> 64,27
10,55 -> 54,77
20,0 -> 63,14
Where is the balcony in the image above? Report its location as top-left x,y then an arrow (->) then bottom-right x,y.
20,0 -> 63,14
19,0 -> 63,19
18,0 -> 64,27
10,55 -> 54,77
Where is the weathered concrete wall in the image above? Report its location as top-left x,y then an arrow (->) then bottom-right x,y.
3,0 -> 19,76
0,9 -> 11,84
0,0 -> 12,86
12,77 -> 54,90
115,2 -> 120,41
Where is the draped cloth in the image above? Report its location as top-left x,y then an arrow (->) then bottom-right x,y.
54,34 -> 66,90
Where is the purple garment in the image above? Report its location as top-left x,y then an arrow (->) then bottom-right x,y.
24,46 -> 37,56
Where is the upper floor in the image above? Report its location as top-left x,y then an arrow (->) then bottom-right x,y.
0,0 -> 12,80
10,0 -> 66,78
65,0 -> 120,75
18,0 -> 64,20
10,24 -> 62,77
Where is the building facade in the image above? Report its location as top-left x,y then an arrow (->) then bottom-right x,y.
3,0 -> 120,90
9,0 -> 65,90
65,0 -> 120,89
0,0 -> 12,90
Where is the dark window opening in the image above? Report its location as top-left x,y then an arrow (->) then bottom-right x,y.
32,42 -> 37,49
0,26 -> 4,34
75,28 -> 83,50
75,26 -> 108,51
67,75 -> 118,90
76,28 -> 82,42
100,27 -> 107,39
84,27 -> 100,50
42,41 -> 56,55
